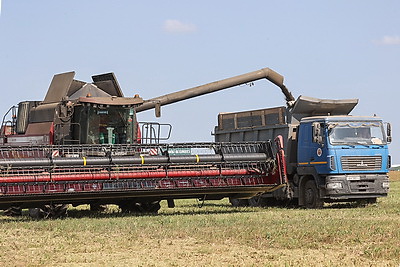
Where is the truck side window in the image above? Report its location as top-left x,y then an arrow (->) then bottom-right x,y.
312,122 -> 324,144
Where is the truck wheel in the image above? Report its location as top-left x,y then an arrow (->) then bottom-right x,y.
229,198 -> 249,207
304,180 -> 323,209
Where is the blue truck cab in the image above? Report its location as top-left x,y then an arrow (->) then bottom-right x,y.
215,95 -> 391,208
297,116 -> 390,207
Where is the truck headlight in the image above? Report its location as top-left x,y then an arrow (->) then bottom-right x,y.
382,182 -> 390,189
329,156 -> 336,171
326,182 -> 343,189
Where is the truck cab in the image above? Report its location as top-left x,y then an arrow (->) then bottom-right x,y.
297,116 -> 390,207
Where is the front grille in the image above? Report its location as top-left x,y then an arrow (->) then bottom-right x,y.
341,156 -> 382,171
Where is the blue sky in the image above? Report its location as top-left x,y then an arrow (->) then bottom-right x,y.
0,1 -> 399,162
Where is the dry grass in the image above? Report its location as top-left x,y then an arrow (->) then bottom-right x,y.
390,170 -> 400,181
0,172 -> 399,266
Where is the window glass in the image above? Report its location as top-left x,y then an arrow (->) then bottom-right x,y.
86,106 -> 135,144
328,122 -> 385,145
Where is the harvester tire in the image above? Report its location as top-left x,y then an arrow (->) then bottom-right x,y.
229,198 -> 249,207
29,204 -> 69,219
130,201 -> 161,213
3,206 -> 22,217
120,200 -> 161,214
29,208 -> 45,219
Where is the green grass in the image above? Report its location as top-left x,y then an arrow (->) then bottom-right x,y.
1,173 -> 400,266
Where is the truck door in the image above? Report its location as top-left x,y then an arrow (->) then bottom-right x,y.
297,122 -> 312,165
298,122 -> 329,173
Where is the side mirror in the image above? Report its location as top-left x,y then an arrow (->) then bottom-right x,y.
387,122 -> 392,143
312,122 -> 323,144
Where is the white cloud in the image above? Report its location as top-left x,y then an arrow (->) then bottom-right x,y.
163,19 -> 197,34
374,35 -> 400,45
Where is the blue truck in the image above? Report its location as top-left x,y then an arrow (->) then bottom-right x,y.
214,95 -> 391,208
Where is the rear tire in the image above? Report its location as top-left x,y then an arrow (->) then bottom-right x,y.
303,180 -> 323,209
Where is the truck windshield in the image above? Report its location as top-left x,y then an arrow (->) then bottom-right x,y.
328,122 -> 386,145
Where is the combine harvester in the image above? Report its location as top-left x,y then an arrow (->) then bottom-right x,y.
0,67 -> 391,218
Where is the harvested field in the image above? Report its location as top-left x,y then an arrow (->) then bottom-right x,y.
0,172 -> 399,266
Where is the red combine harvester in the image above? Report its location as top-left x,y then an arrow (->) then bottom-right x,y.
0,69 -> 289,218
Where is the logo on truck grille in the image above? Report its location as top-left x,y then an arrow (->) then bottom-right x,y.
356,161 -> 368,167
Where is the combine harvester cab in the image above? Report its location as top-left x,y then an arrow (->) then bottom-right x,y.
0,71 -> 145,146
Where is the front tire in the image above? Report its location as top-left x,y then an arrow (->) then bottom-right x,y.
303,180 -> 323,209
